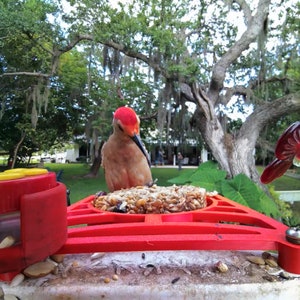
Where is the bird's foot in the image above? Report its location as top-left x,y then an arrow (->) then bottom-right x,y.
146,178 -> 158,187
95,191 -> 107,197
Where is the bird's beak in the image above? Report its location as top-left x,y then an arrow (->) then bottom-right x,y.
132,134 -> 151,167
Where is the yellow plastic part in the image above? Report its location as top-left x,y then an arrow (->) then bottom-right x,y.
1,168 -> 48,180
0,172 -> 25,181
4,168 -> 26,173
23,168 -> 48,176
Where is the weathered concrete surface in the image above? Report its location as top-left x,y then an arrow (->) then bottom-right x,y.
1,250 -> 300,300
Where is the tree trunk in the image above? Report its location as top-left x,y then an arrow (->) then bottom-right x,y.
85,140 -> 104,178
184,0 -> 300,184
195,118 -> 261,182
228,136 -> 259,181
191,91 -> 300,183
11,131 -> 26,169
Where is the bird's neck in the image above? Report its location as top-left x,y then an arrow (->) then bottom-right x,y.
113,127 -> 132,142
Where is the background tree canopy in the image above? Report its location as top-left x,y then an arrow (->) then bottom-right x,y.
0,0 -> 299,181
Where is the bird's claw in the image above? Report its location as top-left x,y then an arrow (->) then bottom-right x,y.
146,178 -> 158,187
95,191 -> 107,197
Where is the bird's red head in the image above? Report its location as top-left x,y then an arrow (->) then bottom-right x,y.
113,106 -> 140,136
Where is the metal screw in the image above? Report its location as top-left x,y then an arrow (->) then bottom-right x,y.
286,226 -> 300,245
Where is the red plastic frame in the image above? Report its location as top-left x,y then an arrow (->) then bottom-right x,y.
0,172 -> 57,213
0,183 -> 67,280
58,194 -> 300,274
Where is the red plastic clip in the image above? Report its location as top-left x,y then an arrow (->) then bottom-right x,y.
58,194 -> 300,274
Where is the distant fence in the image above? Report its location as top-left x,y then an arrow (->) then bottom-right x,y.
277,190 -> 300,204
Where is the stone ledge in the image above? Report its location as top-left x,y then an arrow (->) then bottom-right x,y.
1,250 -> 300,300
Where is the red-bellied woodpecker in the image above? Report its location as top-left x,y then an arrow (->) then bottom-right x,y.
101,106 -> 153,192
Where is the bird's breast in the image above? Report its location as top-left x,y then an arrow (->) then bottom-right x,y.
102,137 -> 152,192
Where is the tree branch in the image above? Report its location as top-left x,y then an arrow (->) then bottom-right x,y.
221,85 -> 251,104
1,32 -> 166,80
140,111 -> 158,121
75,34 -> 170,79
208,0 -> 271,102
234,0 -> 252,24
248,75 -> 290,90
59,34 -> 90,53
220,75 -> 291,105
239,91 -> 300,140
0,72 -> 50,78
192,82 -> 214,120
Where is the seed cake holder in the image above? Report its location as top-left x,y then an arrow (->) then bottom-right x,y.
58,193 -> 300,274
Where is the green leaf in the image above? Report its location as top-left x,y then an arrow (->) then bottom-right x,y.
190,168 -> 227,192
198,160 -> 219,171
256,187 -> 280,218
190,180 -> 219,192
168,166 -> 280,218
167,169 -> 196,184
168,161 -> 226,192
220,174 -> 280,217
220,174 -> 258,207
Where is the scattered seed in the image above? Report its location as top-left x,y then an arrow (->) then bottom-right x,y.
279,271 -> 290,280
50,254 -> 65,263
0,236 -> 15,249
246,256 -> 265,265
262,275 -> 277,282
72,261 -> 79,268
46,257 -> 58,267
155,265 -> 162,275
91,252 -> 106,260
104,277 -> 111,283
90,262 -> 108,270
215,261 -> 228,273
10,273 -> 25,287
115,266 -> 122,275
141,253 -> 146,260
112,261 -> 134,274
52,266 -> 59,275
171,277 -> 180,284
261,252 -> 272,260
143,266 -> 154,276
264,257 -> 278,268
182,267 -> 191,275
23,261 -> 56,279
112,274 -> 119,281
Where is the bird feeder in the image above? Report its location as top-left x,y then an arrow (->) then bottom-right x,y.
57,193 -> 300,274
0,169 -> 67,281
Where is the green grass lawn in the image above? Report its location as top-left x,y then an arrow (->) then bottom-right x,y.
40,163 -> 298,225
1,162 -> 299,222
45,163 -> 187,203
45,163 -> 300,204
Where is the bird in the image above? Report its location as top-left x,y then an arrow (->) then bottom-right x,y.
101,106 -> 153,192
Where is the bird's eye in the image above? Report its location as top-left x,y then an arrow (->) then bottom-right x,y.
118,124 -> 124,132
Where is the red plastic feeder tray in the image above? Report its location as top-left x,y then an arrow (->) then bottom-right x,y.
0,172 -> 67,281
58,194 -> 300,274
